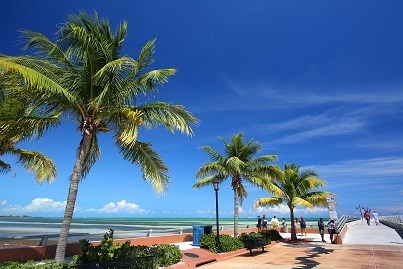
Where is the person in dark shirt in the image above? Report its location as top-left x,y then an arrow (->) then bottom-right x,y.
256,216 -> 262,232
318,218 -> 325,242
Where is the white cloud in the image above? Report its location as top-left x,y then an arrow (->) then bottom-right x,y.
0,198 -> 66,214
91,200 -> 150,214
271,120 -> 364,144
307,157 -> 403,178
25,198 -> 66,212
250,204 -> 327,216
225,78 -> 403,108
0,200 -> 7,206
195,210 -> 211,215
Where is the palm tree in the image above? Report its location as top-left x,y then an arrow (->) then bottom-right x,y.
0,12 -> 197,262
193,133 -> 281,237
254,163 -> 330,241
0,91 -> 57,183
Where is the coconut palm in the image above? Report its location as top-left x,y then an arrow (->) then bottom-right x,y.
193,133 -> 281,237
0,12 -> 197,261
254,163 -> 330,241
0,91 -> 57,183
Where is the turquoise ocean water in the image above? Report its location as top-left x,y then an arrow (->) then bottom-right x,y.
0,216 -> 328,240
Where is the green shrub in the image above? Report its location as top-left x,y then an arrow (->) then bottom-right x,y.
76,229 -> 123,264
200,234 -> 244,253
260,229 -> 282,241
0,260 -> 71,269
150,244 -> 182,267
238,232 -> 270,249
75,229 -> 181,268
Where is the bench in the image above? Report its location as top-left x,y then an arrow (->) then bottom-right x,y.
244,238 -> 269,256
69,256 -> 155,269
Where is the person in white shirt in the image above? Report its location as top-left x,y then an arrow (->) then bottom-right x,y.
271,216 -> 279,230
372,211 -> 380,225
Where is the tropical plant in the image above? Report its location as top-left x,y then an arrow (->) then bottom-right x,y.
193,133 -> 281,237
200,233 -> 244,253
0,12 -> 197,262
254,163 -> 330,241
76,229 -> 181,268
0,92 -> 57,183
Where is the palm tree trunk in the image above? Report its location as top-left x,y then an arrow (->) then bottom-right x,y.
233,188 -> 239,237
55,133 -> 92,262
289,205 -> 297,241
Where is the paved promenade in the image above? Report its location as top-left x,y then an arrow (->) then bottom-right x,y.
177,219 -> 403,268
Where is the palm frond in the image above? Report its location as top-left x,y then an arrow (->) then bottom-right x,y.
14,149 -> 57,184
253,197 -> 283,208
137,39 -> 156,69
302,191 -> 330,207
196,162 -> 227,179
20,30 -> 73,69
0,160 -> 12,175
193,175 -> 224,189
116,140 -> 170,194
200,146 -> 223,162
292,197 -> 314,208
113,108 -> 144,145
136,68 -> 176,92
138,102 -> 197,136
0,57 -> 76,103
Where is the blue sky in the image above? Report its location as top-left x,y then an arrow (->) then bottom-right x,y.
1,0 -> 402,219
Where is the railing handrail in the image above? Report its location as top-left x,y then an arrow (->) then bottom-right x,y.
334,215 -> 360,233
379,214 -> 403,225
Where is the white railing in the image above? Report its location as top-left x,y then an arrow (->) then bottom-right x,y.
380,214 -> 403,225
334,215 -> 360,234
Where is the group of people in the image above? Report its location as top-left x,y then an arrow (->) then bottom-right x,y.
317,218 -> 336,243
256,216 -> 308,235
256,215 -> 281,231
256,215 -> 341,244
363,210 -> 380,226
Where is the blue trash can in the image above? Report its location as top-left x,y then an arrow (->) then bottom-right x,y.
192,225 -> 205,246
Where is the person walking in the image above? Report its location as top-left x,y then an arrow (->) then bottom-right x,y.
372,211 -> 380,225
300,217 -> 307,236
271,216 -> 279,230
327,219 -> 336,243
257,216 -> 262,232
364,210 -> 371,226
262,215 -> 268,230
318,218 -> 326,242
282,218 -> 288,233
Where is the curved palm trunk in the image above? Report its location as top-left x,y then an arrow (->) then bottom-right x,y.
289,205 -> 297,241
233,188 -> 239,237
55,133 -> 92,262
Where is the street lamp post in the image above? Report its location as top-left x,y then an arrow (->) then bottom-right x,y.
356,205 -> 363,220
213,180 -> 221,252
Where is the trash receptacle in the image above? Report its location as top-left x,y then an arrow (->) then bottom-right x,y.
204,225 -> 213,235
192,225 -> 204,246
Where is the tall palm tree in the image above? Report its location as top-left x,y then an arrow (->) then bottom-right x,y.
254,163 -> 330,241
0,91 -> 57,183
193,133 -> 281,237
0,12 -> 197,262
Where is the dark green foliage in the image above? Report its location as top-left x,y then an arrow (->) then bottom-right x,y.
0,260 -> 71,269
76,229 -> 121,264
75,229 -> 181,268
150,244 -> 182,267
260,229 -> 283,241
200,234 -> 244,253
238,232 -> 270,249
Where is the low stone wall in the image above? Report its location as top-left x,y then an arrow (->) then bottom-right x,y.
0,226 -> 348,262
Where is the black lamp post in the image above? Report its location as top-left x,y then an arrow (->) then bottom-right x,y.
356,205 -> 363,220
213,180 -> 221,252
